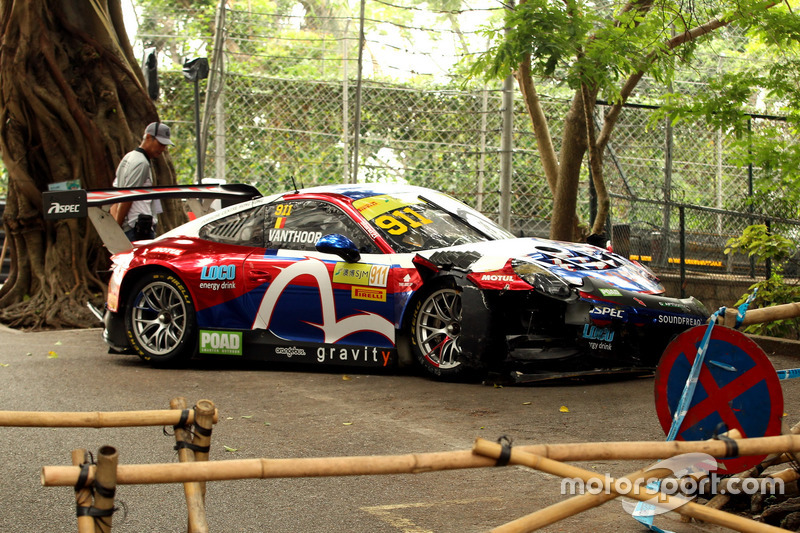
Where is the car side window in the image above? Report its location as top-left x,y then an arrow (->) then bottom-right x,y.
265,200 -> 377,253
198,205 -> 267,247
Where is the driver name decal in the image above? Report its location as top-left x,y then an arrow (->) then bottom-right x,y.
268,229 -> 322,245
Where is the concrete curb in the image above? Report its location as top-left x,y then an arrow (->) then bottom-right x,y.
750,334 -> 800,359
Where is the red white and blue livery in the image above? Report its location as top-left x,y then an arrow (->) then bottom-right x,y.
44,183 -> 709,381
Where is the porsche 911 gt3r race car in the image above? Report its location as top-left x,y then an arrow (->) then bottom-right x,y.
43,183 -> 709,381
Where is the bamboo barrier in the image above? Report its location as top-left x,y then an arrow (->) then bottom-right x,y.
488,430 -> 739,531
706,420 -> 800,510
192,399 -> 215,500
170,397 -> 209,533
495,463 -> 673,532
472,438 -> 786,533
72,449 -> 94,533
714,301 -> 800,328
0,408 -> 218,428
41,433 -> 800,487
93,446 -> 119,533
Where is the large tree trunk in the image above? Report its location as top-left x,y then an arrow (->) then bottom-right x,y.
0,1 -> 179,328
550,92 -> 589,241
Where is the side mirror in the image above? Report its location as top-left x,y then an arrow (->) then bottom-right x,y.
316,234 -> 361,263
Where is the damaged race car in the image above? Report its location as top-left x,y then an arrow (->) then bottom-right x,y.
45,183 -> 708,382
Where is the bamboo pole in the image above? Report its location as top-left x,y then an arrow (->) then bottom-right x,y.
192,399 -> 215,500
93,445 -> 118,533
714,301 -> 800,328
706,421 -> 800,510
472,438 -> 785,533
42,434 -> 800,487
766,467 -> 800,484
0,408 -> 218,427
170,397 -> 209,533
492,430 -> 740,531
494,464 -> 673,532
72,449 -> 94,533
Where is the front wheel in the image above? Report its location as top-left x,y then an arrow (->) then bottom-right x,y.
408,282 -> 469,379
125,271 -> 197,366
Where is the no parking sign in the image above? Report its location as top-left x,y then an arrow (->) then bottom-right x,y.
654,325 -> 784,473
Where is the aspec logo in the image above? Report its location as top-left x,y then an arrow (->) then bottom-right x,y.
591,306 -> 625,319
201,264 -> 236,281
47,202 -> 82,214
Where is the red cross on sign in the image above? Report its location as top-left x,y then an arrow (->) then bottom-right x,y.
654,325 -> 784,474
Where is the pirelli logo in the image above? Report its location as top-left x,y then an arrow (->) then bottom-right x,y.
352,287 -> 387,302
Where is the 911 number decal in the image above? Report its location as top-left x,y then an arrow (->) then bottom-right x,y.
274,204 -> 293,216
374,207 -> 433,235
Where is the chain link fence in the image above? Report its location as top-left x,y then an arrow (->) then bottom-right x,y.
134,2 -> 800,310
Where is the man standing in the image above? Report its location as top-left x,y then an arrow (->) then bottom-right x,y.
112,122 -> 174,241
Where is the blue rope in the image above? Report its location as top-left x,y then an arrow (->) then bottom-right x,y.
631,292 -> 765,530
734,289 -> 758,329
633,294 -> 760,530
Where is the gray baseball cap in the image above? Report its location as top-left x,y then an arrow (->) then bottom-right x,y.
145,122 -> 174,146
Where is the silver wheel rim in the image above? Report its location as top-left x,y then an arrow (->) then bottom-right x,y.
415,288 -> 462,370
131,281 -> 187,356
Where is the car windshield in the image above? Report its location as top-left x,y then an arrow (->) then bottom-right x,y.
352,191 -> 514,253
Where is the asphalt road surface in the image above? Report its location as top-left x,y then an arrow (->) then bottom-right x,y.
1,326 -> 798,532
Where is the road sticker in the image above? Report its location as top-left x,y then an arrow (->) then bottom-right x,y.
654,325 -> 783,473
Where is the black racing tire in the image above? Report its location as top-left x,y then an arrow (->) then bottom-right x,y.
407,278 -> 481,380
124,270 -> 197,366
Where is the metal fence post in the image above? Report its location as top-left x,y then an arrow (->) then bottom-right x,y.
679,205 -> 686,298
499,74 -> 513,230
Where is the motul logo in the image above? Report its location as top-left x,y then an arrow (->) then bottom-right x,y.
481,274 -> 516,282
47,202 -> 81,214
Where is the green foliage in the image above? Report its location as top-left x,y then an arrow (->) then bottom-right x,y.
725,225 -> 800,339
0,160 -> 6,199
732,274 -> 800,339
725,224 -> 795,265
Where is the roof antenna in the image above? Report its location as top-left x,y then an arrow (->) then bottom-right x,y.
290,175 -> 300,194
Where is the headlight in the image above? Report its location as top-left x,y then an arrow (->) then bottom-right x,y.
630,258 -> 660,283
512,259 -> 575,300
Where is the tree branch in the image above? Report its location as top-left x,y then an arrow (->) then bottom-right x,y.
516,54 -> 559,195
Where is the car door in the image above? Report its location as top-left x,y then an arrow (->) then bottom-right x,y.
190,203 -> 270,331
242,199 -> 398,365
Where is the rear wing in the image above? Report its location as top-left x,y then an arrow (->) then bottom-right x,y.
42,184 -> 262,254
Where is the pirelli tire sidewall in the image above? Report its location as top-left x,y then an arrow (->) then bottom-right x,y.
125,270 -> 197,366
406,276 -> 493,381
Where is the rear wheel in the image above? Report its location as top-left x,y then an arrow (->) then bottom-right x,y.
125,271 -> 196,366
408,281 -> 468,379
